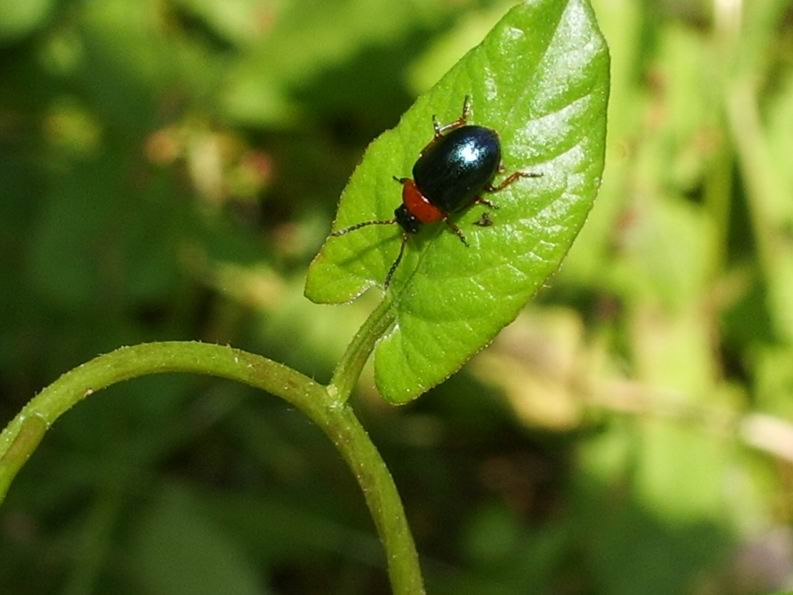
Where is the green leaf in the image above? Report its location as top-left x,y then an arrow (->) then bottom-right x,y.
306,0 -> 609,403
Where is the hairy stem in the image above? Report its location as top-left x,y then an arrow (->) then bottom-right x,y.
0,341 -> 424,595
329,297 -> 396,403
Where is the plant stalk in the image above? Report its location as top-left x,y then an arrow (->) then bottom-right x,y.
329,297 -> 396,403
0,341 -> 424,595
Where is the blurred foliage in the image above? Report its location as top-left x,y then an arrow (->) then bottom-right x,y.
0,0 -> 792,594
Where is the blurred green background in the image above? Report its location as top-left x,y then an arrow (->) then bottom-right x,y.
1,0 -> 793,593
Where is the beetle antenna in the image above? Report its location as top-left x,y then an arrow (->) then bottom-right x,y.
330,218 -> 397,237
384,233 -> 408,288
461,95 -> 471,120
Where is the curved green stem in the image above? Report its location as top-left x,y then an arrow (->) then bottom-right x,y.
329,296 -> 396,403
0,341 -> 424,595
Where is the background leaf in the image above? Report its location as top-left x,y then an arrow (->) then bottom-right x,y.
305,0 -> 609,403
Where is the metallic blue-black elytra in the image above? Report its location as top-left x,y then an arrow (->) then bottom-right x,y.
412,125 -> 502,214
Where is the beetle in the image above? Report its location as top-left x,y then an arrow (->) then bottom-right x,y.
330,96 -> 541,287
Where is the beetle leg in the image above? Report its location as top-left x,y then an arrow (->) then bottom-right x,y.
422,96 -> 472,154
486,170 -> 542,193
474,212 -> 494,227
444,219 -> 469,247
474,196 -> 499,209
432,114 -> 443,138
434,95 -> 471,137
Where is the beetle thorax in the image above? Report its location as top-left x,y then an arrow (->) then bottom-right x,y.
401,179 -> 445,226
